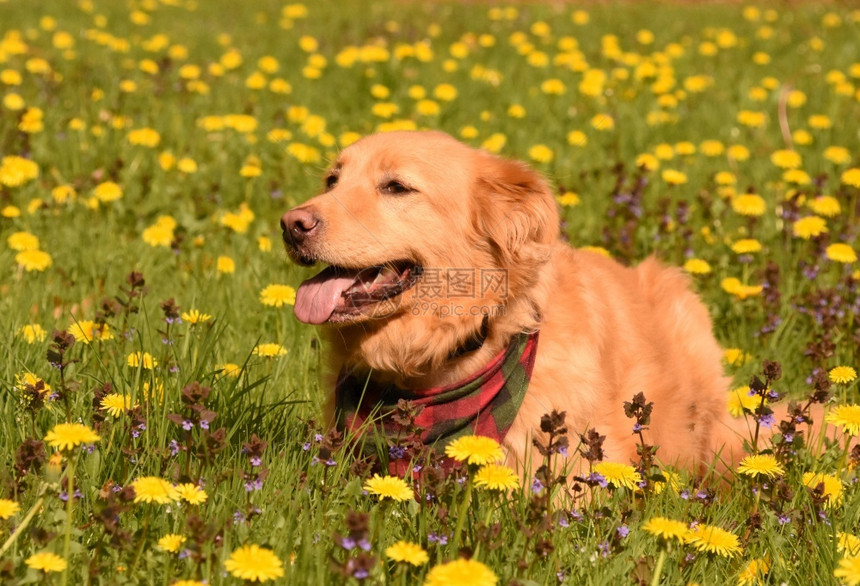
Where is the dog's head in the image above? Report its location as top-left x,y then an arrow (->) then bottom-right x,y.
282,130 -> 559,378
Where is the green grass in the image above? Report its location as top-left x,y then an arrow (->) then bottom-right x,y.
0,0 -> 858,584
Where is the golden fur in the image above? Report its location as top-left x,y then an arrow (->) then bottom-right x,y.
282,130 -> 751,477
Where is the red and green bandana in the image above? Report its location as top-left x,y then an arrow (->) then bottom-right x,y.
335,331 -> 539,449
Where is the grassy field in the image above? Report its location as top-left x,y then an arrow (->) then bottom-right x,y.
0,0 -> 859,584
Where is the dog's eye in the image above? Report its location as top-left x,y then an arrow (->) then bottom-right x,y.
325,173 -> 338,190
381,180 -> 412,195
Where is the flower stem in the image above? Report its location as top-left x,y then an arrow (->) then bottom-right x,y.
61,454 -> 77,586
130,508 -> 152,575
650,548 -> 667,586
0,491 -> 46,558
452,474 -> 473,553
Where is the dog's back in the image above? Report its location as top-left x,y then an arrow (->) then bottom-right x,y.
503,247 -> 737,475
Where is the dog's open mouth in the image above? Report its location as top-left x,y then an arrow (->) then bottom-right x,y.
294,261 -> 422,324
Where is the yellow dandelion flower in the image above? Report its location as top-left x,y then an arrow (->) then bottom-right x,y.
51,185 -> 76,204
737,454 -> 785,479
93,181 -> 122,203
44,423 -> 100,451
224,544 -> 284,582
181,309 -> 212,324
732,194 -> 766,216
16,374 -> 51,401
683,258 -> 712,274
737,558 -> 769,586
157,534 -> 187,553
176,483 -> 208,505
826,244 -> 857,263
68,320 -> 113,343
287,142 -> 321,164
460,126 -> 479,139
541,78 -> 566,95
793,129 -> 813,145
142,223 -> 174,247
727,144 -> 751,161
127,351 -> 158,369
339,131 -> 362,147
218,363 -> 242,377
824,147 -> 851,166
372,102 -> 400,118
158,151 -> 176,171
834,555 -> 860,586
802,472 -> 843,507
433,84 -> 458,101
715,171 -> 736,185
127,127 -> 161,147
253,343 -> 287,358
783,169 -> 811,185
17,323 -> 47,343
7,231 -> 40,251
0,498 -> 21,520
699,140 -> 723,156
528,144 -> 554,163
825,404 -> 860,436
737,110 -> 766,128
723,348 -> 748,366
445,436 -> 504,465
592,114 -> 614,131
787,89 -> 806,107
481,133 -> 507,153
731,239 -> 762,254
556,192 -> 581,207
217,256 -> 236,274
131,476 -> 179,504
685,524 -> 742,557
635,153 -> 659,171
841,168 -> 860,188
240,158 -> 263,177
567,130 -> 587,146
642,517 -> 688,542
220,212 -> 252,234
474,464 -> 519,491
363,474 -> 413,501
721,278 -> 763,300
177,158 -> 198,173
580,245 -> 611,257
25,552 -> 67,573
661,169 -> 688,185
837,532 -> 860,556
793,216 -> 828,240
593,461 -> 642,490
16,249 -> 52,272
830,366 -> 858,384
770,149 -> 802,169
100,393 -> 134,417
385,541 -> 429,566
424,558 -> 498,586
260,284 -> 296,307
809,114 -> 833,129
727,386 -> 766,418
809,195 -> 841,217
3,93 -> 25,111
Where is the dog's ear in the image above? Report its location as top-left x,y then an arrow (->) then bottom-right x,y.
472,152 -> 560,263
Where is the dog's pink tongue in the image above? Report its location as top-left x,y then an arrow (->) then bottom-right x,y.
294,267 -> 359,324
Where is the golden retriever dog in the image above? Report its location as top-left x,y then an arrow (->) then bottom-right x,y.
281,130 -> 749,478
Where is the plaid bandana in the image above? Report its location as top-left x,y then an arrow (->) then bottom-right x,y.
335,331 -> 539,450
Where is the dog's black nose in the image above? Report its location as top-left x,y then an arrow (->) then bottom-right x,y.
281,207 -> 321,245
